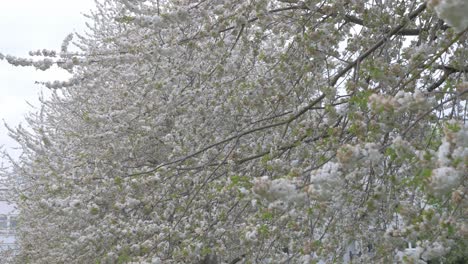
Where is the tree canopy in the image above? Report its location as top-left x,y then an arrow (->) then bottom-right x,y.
1,0 -> 467,263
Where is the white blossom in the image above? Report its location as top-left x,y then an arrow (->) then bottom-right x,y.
429,0 -> 468,32
1,0 -> 466,262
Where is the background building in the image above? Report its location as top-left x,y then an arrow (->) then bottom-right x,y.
0,187 -> 17,251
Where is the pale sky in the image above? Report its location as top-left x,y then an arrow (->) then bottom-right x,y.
0,0 -> 95,159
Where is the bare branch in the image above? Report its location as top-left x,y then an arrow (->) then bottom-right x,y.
330,3 -> 427,86
427,65 -> 468,92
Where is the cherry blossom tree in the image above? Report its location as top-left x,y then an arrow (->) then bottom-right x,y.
1,0 -> 467,263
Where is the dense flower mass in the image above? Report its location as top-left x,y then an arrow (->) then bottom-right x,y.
1,0 -> 467,263
429,0 -> 468,32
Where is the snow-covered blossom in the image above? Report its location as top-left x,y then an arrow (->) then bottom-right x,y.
60,33 -> 73,54
253,177 -> 304,203
308,162 -> 341,200
134,15 -> 163,28
2,0 -> 467,262
245,229 -> 257,241
437,140 -> 452,166
430,121 -> 467,196
430,166 -> 461,194
368,89 -> 430,112
29,49 -> 57,57
151,257 -> 162,264
421,241 -> 450,261
429,0 -> 468,32
4,55 -> 54,70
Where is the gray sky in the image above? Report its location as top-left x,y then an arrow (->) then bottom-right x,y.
0,0 -> 95,158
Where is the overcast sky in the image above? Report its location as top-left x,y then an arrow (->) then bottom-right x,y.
0,0 -> 95,159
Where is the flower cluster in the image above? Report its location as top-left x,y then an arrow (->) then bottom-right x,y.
429,0 -> 468,32
368,89 -> 430,112
1,0 -> 467,263
430,121 -> 467,196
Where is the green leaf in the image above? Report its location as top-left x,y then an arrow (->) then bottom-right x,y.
261,210 -> 273,220
90,207 -> 99,215
114,177 -> 122,186
116,15 -> 135,24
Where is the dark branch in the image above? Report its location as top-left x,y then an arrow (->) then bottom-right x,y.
427,65 -> 468,92
229,254 -> 246,264
340,14 -> 448,36
433,65 -> 468,73
330,3 -> 427,86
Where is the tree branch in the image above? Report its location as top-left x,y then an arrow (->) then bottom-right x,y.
338,13 -> 448,36
127,94 -> 326,176
330,3 -> 427,86
319,9 -> 410,35
427,65 -> 468,92
401,90 -> 467,137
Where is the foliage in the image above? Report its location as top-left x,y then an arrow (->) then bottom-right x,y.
1,0 -> 467,263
